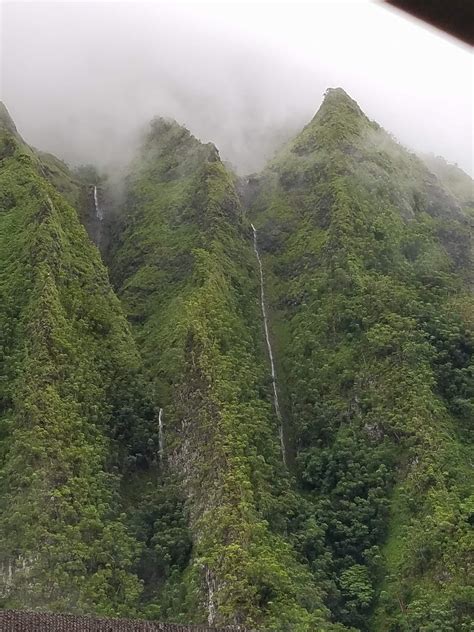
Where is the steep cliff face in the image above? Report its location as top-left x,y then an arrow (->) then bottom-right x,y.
420,153 -> 474,217
0,105 -> 155,616
34,153 -> 108,249
249,88 -> 473,630
1,91 -> 472,632
108,119 -> 348,631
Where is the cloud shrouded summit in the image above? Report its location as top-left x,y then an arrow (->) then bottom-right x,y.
0,1 -> 472,175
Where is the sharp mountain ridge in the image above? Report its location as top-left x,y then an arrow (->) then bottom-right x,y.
0,88 -> 472,632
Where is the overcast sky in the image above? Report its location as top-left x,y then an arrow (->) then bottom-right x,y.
1,0 -> 472,175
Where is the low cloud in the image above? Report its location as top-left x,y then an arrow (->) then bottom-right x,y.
1,1 -> 472,176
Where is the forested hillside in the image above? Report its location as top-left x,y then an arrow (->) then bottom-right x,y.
420,153 -> 474,218
0,103 -> 155,616
249,88 -> 473,631
107,118 -> 346,630
0,90 -> 472,632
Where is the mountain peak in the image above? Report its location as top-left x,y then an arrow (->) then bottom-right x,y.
138,115 -> 220,179
314,86 -> 369,126
0,102 -> 19,135
146,116 -> 217,156
322,86 -> 357,104
284,87 -> 370,158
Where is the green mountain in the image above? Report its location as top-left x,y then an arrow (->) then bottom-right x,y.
0,103 -> 155,616
249,88 -> 473,630
108,118 -> 344,630
420,153 -> 474,217
0,91 -> 472,632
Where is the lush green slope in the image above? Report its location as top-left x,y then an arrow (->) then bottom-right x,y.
1,91 -> 472,632
249,88 -> 473,631
420,153 -> 474,217
0,104 -> 155,616
34,153 -> 107,247
109,119 -> 349,631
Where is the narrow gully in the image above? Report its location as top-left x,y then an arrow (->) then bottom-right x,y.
251,223 -> 286,466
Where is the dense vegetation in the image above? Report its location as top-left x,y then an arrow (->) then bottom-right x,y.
0,91 -> 472,632
249,88 -> 473,631
108,119 -> 346,630
420,153 -> 474,218
0,104 -> 155,616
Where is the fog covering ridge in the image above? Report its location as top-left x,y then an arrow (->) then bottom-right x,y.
1,2 -> 472,176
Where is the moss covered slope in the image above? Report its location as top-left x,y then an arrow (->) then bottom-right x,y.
1,91 -> 472,632
250,88 -> 473,631
420,153 -> 474,218
0,105 -> 155,616
109,119 -> 348,631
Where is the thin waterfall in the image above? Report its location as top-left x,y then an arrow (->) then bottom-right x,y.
158,407 -> 164,461
206,566 -> 217,625
93,185 -> 103,221
251,223 -> 286,465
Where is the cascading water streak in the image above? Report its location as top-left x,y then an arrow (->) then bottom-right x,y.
251,223 -> 286,465
158,407 -> 164,461
93,185 -> 103,221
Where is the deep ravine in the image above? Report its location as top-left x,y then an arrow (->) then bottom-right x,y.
251,223 -> 287,466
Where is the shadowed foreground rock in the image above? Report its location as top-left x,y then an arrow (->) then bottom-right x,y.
0,611 -> 249,632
